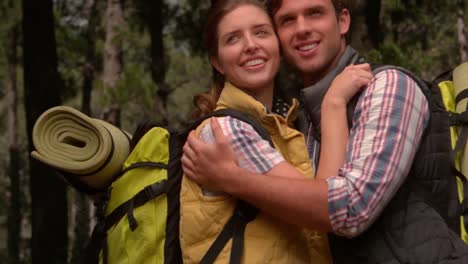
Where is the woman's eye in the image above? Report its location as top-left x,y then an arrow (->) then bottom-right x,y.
226,35 -> 238,44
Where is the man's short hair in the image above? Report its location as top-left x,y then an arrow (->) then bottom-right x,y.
267,0 -> 349,17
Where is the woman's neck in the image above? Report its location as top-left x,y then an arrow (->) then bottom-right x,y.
240,83 -> 274,111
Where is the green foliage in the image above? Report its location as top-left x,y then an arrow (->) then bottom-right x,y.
171,0 -> 212,55
165,36 -> 211,127
55,22 -> 84,101
375,0 -> 463,77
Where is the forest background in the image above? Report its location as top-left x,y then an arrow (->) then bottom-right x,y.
0,0 -> 467,263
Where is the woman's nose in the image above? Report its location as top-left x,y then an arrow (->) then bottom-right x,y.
244,35 -> 259,53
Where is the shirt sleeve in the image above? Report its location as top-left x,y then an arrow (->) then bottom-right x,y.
327,69 -> 430,237
199,116 -> 284,174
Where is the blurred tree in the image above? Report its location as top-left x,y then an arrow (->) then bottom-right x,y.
2,0 -> 21,262
377,0 -> 461,77
22,0 -> 68,263
102,0 -> 125,127
171,0 -> 211,55
133,0 -> 171,125
81,0 -> 99,116
349,0 -> 382,52
456,0 -> 467,61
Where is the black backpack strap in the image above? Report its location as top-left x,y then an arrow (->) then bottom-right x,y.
105,179 -> 169,231
452,168 -> 468,228
83,191 -> 111,264
196,109 -> 273,264
200,201 -> 258,264
451,99 -> 468,231
450,90 -> 468,158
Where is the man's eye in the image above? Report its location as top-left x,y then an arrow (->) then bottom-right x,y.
307,9 -> 322,17
280,17 -> 294,26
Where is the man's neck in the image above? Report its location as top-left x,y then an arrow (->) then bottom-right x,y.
303,67 -> 330,87
302,43 -> 348,87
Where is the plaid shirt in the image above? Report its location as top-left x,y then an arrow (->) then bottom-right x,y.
200,116 -> 284,177
199,98 -> 290,177
308,69 -> 430,237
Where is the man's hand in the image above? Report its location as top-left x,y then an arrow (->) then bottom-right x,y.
181,118 -> 238,192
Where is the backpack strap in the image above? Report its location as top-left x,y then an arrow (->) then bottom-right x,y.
84,174 -> 169,264
450,90 -> 468,158
200,200 -> 257,264
449,76 -> 468,233
197,108 -> 273,264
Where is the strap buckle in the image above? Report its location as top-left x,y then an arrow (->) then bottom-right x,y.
449,111 -> 468,126
234,201 -> 258,222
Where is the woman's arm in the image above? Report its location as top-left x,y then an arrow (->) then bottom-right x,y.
316,63 -> 373,180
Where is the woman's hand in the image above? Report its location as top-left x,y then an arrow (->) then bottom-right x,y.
182,118 -> 238,193
316,64 -> 373,180
324,63 -> 373,107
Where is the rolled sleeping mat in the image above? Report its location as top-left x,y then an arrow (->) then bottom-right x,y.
31,106 -> 132,194
454,62 -> 468,179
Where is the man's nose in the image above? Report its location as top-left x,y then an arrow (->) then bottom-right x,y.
296,16 -> 311,38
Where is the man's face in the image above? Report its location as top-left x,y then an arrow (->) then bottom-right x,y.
273,0 -> 350,85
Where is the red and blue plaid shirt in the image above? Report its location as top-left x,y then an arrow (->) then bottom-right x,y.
308,69 -> 429,237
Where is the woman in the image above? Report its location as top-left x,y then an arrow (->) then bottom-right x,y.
179,0 -> 372,263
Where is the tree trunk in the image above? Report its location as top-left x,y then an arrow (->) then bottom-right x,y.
148,0 -> 170,126
102,0 -> 123,89
81,0 -> 98,117
102,0 -> 124,126
70,192 -> 90,264
22,0 -> 68,263
365,0 -> 382,48
457,0 -> 467,62
349,0 -> 381,51
6,21 -> 21,264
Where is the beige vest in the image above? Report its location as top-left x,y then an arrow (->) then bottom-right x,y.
180,83 -> 331,263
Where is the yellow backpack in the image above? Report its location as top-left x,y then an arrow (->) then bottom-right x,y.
84,109 -> 274,264
436,62 -> 468,242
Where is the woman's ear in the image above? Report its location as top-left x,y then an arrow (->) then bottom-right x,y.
338,8 -> 351,36
210,56 -> 224,75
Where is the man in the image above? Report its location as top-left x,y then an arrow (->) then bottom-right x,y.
182,0 -> 468,262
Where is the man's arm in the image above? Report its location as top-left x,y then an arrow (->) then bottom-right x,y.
326,69 -> 429,237
182,118 -> 332,231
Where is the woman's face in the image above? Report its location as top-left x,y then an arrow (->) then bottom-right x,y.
212,4 -> 280,94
